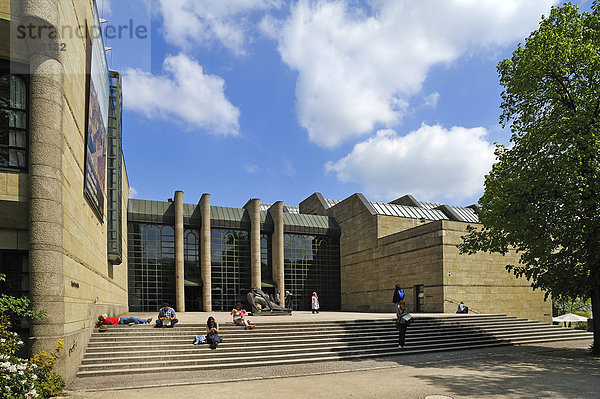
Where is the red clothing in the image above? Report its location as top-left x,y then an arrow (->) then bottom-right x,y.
102,317 -> 119,325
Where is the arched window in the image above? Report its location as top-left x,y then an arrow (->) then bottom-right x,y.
185,230 -> 198,246
0,73 -> 27,170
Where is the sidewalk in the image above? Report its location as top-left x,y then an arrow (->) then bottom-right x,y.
64,339 -> 598,398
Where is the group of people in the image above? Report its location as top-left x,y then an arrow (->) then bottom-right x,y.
96,286 -> 465,352
393,284 -> 469,348
230,302 -> 255,329
96,302 -> 178,328
281,290 -> 321,313
393,284 -> 411,349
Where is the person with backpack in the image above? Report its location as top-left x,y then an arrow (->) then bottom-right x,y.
393,284 -> 405,304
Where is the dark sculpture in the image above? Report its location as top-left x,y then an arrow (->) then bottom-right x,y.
246,287 -> 291,315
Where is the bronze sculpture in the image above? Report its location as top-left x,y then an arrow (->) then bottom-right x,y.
246,287 -> 291,315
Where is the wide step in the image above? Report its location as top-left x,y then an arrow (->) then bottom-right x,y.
76,314 -> 592,377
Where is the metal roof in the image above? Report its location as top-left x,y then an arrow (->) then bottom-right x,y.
211,206 -> 248,223
283,213 -> 340,235
259,203 -> 300,214
418,201 -> 443,210
128,199 -> 171,216
323,198 -> 340,209
444,205 -> 479,223
370,202 -> 449,221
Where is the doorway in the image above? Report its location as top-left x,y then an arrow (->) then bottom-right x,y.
415,284 -> 424,312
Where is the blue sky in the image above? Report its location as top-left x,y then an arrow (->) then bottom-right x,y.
98,0 -> 590,208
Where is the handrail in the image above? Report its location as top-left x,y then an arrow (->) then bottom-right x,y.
444,298 -> 481,314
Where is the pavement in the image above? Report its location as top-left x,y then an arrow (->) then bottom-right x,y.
61,312 -> 599,398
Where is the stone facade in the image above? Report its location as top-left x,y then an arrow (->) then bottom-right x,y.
300,192 -> 552,323
0,0 -> 129,381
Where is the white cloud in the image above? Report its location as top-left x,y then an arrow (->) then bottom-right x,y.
157,0 -> 281,55
268,0 -> 557,147
423,92 -> 440,108
123,53 -> 240,136
325,124 -> 496,202
245,164 -> 260,174
129,186 -> 138,198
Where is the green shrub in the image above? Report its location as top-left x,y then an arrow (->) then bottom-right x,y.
0,274 -> 64,398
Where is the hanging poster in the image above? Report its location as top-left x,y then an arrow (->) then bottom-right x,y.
84,0 -> 109,221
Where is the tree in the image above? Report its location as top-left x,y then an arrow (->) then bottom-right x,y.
459,2 -> 600,354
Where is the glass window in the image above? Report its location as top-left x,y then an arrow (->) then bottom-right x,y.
128,223 -> 176,311
210,228 -> 251,311
0,73 -> 27,170
284,234 -> 340,311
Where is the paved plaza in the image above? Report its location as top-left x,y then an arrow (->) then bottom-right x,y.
63,311 -> 598,399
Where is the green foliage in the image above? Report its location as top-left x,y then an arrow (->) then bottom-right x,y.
0,275 -> 64,398
554,297 -> 592,316
29,341 -> 65,398
0,274 -> 45,324
0,318 -> 40,398
458,2 -> 600,352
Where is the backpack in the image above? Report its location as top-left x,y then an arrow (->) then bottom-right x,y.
393,288 -> 405,303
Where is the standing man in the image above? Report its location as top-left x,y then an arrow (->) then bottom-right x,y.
155,302 -> 179,328
396,299 -> 411,348
285,291 -> 294,310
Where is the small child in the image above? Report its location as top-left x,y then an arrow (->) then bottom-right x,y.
239,309 -> 255,330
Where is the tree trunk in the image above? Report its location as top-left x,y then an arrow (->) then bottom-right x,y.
592,288 -> 600,355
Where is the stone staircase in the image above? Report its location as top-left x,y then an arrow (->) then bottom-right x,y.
76,314 -> 592,378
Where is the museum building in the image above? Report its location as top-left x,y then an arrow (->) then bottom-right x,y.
0,0 -> 551,383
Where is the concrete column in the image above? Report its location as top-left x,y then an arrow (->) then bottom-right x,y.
174,191 -> 185,312
25,0 -> 66,345
269,202 -> 284,306
244,198 -> 261,289
199,194 -> 212,311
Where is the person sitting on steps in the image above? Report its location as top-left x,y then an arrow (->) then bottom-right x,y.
155,302 -> 179,328
206,316 -> 223,349
457,301 -> 469,314
231,302 -> 255,329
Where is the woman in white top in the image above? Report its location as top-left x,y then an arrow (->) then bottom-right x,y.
311,292 -> 320,314
231,302 -> 255,329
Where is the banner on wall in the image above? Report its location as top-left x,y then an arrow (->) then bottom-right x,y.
84,0 -> 109,221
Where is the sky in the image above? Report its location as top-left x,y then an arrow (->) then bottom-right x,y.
97,0 -> 591,208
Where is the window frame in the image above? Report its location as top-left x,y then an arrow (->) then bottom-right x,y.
0,60 -> 29,172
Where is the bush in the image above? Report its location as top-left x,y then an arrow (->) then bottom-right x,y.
30,341 -> 65,397
0,318 -> 65,398
0,274 -> 64,398
0,321 -> 40,399
0,354 -> 40,399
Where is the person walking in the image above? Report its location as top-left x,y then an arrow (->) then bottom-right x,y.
311,292 -> 320,314
285,291 -> 294,310
396,299 -> 411,348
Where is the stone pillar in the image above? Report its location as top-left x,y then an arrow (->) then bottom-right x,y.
25,0 -> 66,353
199,194 -> 212,311
244,198 -> 261,289
174,191 -> 185,312
269,202 -> 284,305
